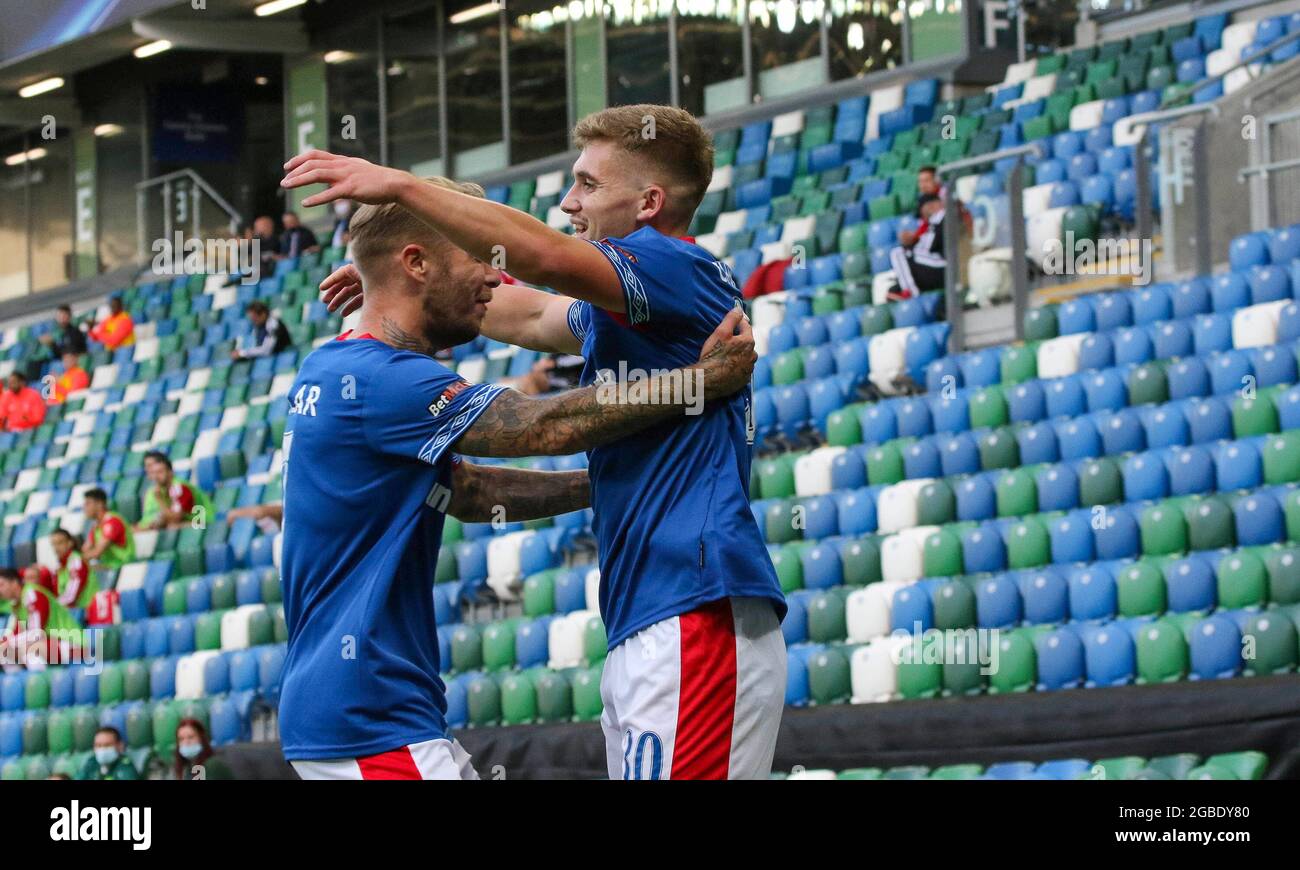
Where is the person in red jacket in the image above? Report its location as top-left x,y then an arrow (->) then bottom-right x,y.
51,352 -> 90,404
0,373 -> 46,432
89,296 -> 134,350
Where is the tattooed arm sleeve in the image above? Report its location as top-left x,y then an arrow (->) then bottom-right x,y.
446,460 -> 590,522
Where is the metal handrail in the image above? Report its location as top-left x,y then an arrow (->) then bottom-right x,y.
937,143 -> 1044,177
1175,28 -> 1300,105
136,169 -> 241,221
135,169 -> 243,263
1239,155 -> 1300,181
1115,101 -> 1218,141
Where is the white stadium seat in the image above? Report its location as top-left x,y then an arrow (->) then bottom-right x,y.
866,83 -> 904,140
89,364 -> 118,391
1034,332 -> 1086,379
175,650 -> 221,699
876,478 -> 932,534
221,604 -> 268,650
1002,59 -> 1037,86
184,368 -> 211,393
713,209 -> 747,235
1231,300 -> 1288,349
133,530 -> 158,560
794,446 -> 846,497
1068,99 -> 1105,131
850,636 -> 909,703
707,164 -> 733,193
584,567 -> 601,612
486,530 -> 531,601
694,232 -> 727,258
770,110 -> 805,139
115,562 -> 149,593
548,609 -> 594,669
535,169 -> 565,198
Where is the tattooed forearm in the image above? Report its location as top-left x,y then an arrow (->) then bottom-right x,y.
447,462 -> 590,522
456,372 -> 697,458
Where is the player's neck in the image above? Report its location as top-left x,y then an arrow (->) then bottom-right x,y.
356,306 -> 438,357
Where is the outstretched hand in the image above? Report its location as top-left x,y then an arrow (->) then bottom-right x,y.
281,150 -> 408,208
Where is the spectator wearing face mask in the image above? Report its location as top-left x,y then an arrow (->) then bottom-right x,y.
79,727 -> 139,780
174,718 -> 233,780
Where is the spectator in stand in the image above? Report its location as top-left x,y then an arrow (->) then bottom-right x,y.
0,567 -> 81,670
38,304 -> 88,361
251,215 -> 279,279
278,211 -> 320,259
79,727 -> 139,781
0,372 -> 46,432
50,351 -> 89,405
22,564 -> 56,596
888,193 -> 948,302
174,718 -> 234,780
50,529 -> 97,610
330,200 -> 356,252
82,488 -> 135,569
89,296 -> 134,350
138,451 -> 213,531
230,300 -> 291,361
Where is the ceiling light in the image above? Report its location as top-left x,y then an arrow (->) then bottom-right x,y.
18,77 -> 63,98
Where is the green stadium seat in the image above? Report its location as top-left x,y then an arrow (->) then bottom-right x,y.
1204,751 -> 1267,781
1184,497 -> 1236,551
482,620 -> 517,671
988,630 -> 1036,693
1263,433 -> 1300,484
572,666 -> 604,721
1218,550 -> 1268,609
1007,518 -> 1051,569
535,670 -> 573,723
979,428 -> 1019,471
866,442 -> 905,485
1140,503 -> 1186,556
1242,612 -> 1298,675
500,673 -> 538,725
923,529 -> 964,578
467,675 -> 501,727
806,647 -> 851,704
1079,458 -> 1123,506
1135,619 -> 1188,683
996,470 -> 1038,517
918,480 -> 956,525
1265,548 -> 1300,605
933,580 -> 977,629
808,590 -> 847,643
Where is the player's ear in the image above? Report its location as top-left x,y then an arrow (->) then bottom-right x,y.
398,243 -> 427,280
638,185 -> 667,223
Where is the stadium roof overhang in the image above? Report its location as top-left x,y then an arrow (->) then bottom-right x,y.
0,0 -> 310,127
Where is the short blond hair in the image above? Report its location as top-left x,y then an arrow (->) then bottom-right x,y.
572,104 -> 714,226
349,176 -> 485,272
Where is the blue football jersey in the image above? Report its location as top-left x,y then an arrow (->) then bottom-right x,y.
571,227 -> 785,648
278,333 -> 505,760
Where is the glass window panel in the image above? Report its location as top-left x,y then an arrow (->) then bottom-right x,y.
677,0 -> 746,115
827,0 -> 902,80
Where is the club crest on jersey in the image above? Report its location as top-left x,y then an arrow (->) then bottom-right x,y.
429,380 -> 470,417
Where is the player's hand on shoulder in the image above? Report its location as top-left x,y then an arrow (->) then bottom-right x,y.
698,307 -> 756,400
281,150 -> 408,208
